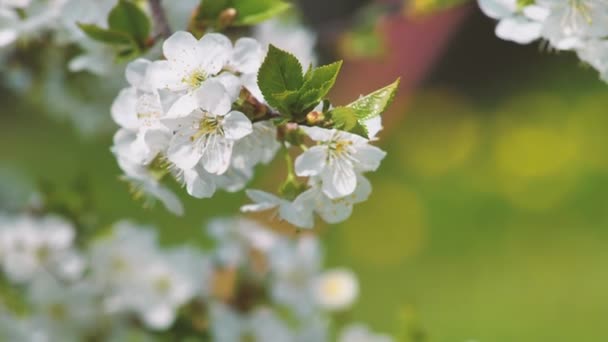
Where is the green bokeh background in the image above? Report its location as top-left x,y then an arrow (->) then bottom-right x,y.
2,8 -> 608,342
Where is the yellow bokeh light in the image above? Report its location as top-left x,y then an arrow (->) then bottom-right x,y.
491,94 -> 583,211
341,182 -> 426,267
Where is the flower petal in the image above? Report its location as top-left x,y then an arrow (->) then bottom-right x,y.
166,93 -> 199,118
496,17 -> 541,44
146,60 -> 184,91
231,38 -> 264,74
321,159 -> 357,199
351,144 -> 386,172
125,58 -> 151,89
163,31 -> 199,65
184,167 -> 216,198
200,135 -> 233,174
197,33 -> 232,75
167,133 -> 202,170
295,146 -> 327,177
223,111 -> 252,140
194,80 -> 232,115
300,126 -> 335,142
111,87 -> 139,130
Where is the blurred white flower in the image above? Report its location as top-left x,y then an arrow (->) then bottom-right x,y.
90,221 -> 211,330
210,303 -> 294,342
27,275 -> 98,341
313,268 -> 359,311
295,126 -> 386,199
131,247 -> 212,330
339,324 -> 394,342
254,18 -> 317,68
0,214 -> 84,284
207,217 -> 280,266
269,236 -> 322,317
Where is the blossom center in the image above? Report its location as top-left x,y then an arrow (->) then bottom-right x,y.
191,115 -> 222,141
154,275 -> 172,294
183,69 -> 207,89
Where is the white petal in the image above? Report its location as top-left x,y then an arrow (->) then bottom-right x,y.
295,146 -> 327,177
223,111 -> 252,140
146,60 -> 184,91
317,197 -> 353,224
322,159 -> 357,199
153,186 -> 184,216
125,58 -> 151,88
300,126 -> 335,142
167,133 -> 202,170
111,87 -> 139,130
352,145 -> 386,172
496,17 -> 542,44
216,72 -> 242,101
246,189 -> 282,203
197,33 -> 232,75
142,305 -> 175,330
184,167 -> 216,198
282,189 -> 316,228
361,116 -> 383,140
200,136 -> 233,174
231,37 -> 264,74
163,31 -> 199,65
166,93 -> 199,118
194,79 -> 232,115
478,0 -> 516,19
0,29 -> 17,47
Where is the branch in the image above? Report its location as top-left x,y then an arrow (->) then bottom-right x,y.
148,0 -> 172,39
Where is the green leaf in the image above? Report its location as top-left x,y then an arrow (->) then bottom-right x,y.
328,107 -> 358,131
346,78 -> 400,121
298,61 -> 343,109
258,45 -> 304,115
232,0 -> 291,26
192,0 -> 289,30
108,0 -> 150,47
77,23 -> 134,45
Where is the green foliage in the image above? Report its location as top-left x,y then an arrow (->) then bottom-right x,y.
348,78 -> 401,121
78,0 -> 151,61
258,45 -> 304,115
108,0 -> 151,47
76,23 -> 134,45
326,79 -> 400,138
191,0 -> 290,32
232,0 -> 291,26
258,45 -> 342,118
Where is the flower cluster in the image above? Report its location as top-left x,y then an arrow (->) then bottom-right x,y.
112,30 -> 390,228
478,0 -> 608,81
0,212 -> 393,341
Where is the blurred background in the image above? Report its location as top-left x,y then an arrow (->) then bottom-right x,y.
2,0 -> 608,340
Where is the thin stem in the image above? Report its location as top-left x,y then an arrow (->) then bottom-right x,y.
148,0 -> 172,39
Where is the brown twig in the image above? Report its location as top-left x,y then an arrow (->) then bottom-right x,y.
148,0 -> 172,39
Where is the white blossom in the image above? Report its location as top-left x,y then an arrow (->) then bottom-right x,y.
241,189 -> 315,229
0,214 -> 84,284
207,217 -> 280,266
165,79 -> 252,173
210,303 -> 294,342
147,31 -> 234,117
295,126 -> 386,199
478,0 -> 548,44
339,324 -> 394,342
268,236 -> 322,317
313,268 -> 359,311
